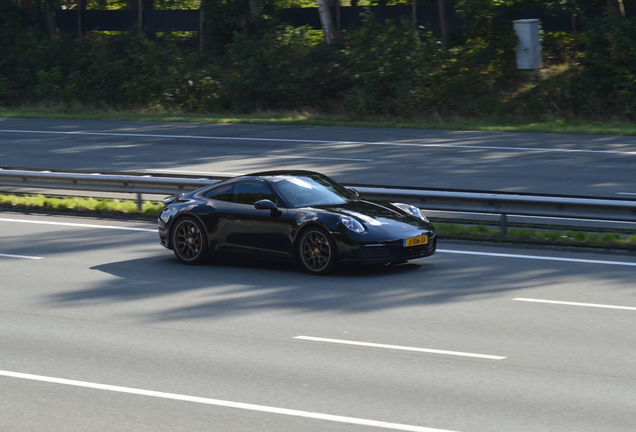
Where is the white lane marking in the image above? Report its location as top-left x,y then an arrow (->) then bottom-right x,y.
617,192 -> 636,196
2,129 -> 636,156
265,154 -> 373,162
514,298 -> 636,311
0,253 -> 44,260
0,218 -> 156,232
0,370 -> 458,432
294,336 -> 506,360
437,249 -> 636,267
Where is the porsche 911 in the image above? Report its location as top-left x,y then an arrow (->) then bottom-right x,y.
158,170 -> 436,274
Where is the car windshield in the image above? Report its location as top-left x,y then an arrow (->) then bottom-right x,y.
271,174 -> 358,208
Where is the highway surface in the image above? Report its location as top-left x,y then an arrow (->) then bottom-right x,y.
2,213 -> 636,432
1,118 -> 636,197
2,118 -> 636,431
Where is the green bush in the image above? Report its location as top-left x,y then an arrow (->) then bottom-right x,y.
508,228 -> 535,239
339,14 -> 442,116
472,225 -> 492,234
169,68 -> 224,112
221,24 -> 336,111
508,16 -> 636,121
539,231 -> 561,241
1,0 -> 635,120
72,33 -> 184,107
574,231 -> 588,241
0,21 -> 191,108
580,16 -> 636,118
601,232 -> 621,242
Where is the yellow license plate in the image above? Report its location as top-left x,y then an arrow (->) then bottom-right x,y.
403,236 -> 428,247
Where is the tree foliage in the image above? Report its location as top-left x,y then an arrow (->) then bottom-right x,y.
2,0 -> 636,120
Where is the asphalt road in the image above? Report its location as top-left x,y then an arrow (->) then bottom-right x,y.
2,213 -> 636,432
1,118 -> 636,198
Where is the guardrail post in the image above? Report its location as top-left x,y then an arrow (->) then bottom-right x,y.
137,193 -> 143,213
501,213 -> 508,235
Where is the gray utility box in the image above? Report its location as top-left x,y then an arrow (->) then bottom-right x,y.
513,19 -> 542,70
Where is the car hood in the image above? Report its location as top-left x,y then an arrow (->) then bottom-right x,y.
313,200 -> 432,233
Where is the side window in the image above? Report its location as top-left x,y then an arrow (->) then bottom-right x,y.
203,184 -> 233,202
233,182 -> 277,205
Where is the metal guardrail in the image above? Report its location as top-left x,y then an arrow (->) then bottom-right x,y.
2,168 -> 636,233
353,186 -> 636,230
0,168 -> 219,195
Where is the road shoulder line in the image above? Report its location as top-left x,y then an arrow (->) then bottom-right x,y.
0,369 -> 458,432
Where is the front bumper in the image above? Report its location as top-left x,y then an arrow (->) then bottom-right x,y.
335,232 -> 437,264
356,234 -> 437,263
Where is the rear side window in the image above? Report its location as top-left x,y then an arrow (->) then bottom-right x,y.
203,184 -> 233,202
233,182 -> 277,205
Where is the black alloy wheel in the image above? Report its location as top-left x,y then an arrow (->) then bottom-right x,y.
172,216 -> 208,264
298,227 -> 336,275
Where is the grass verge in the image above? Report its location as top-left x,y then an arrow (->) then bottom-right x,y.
435,223 -> 636,251
0,193 -> 163,217
2,193 -> 635,251
2,107 -> 636,136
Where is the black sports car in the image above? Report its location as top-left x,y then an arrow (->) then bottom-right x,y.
158,170 -> 436,274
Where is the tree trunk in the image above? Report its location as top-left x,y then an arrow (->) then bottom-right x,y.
248,0 -> 261,16
44,0 -> 58,37
437,0 -> 449,50
606,0 -> 625,22
126,0 -> 154,9
18,0 -> 32,11
127,0 -> 154,35
317,0 -> 336,45
20,0 -> 46,34
77,0 -> 87,39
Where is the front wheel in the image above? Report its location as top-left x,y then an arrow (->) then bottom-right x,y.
298,227 -> 336,275
172,216 -> 208,265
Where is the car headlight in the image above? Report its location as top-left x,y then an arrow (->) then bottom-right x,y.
392,203 -> 429,222
340,215 -> 365,233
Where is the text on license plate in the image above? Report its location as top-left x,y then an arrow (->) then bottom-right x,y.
403,236 -> 428,247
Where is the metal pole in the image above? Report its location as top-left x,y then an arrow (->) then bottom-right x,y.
138,0 -> 143,34
77,0 -> 82,40
412,0 -> 417,28
437,0 -> 449,51
199,9 -> 204,53
501,214 -> 508,235
571,14 -> 578,62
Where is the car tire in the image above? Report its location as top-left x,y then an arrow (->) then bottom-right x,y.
298,227 -> 336,275
172,216 -> 208,265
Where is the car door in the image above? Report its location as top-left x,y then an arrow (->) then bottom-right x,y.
220,181 -> 296,257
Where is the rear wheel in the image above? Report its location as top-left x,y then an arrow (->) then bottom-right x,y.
172,216 -> 208,264
298,227 -> 336,275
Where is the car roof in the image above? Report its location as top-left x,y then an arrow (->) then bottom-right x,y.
202,170 -> 325,192
243,170 -> 321,178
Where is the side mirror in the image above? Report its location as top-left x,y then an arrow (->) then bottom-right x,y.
254,199 -> 278,210
348,188 -> 360,197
